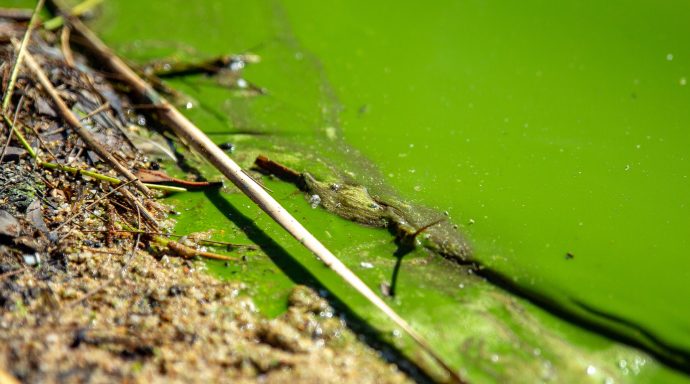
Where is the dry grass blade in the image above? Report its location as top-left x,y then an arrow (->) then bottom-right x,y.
1,0 -> 44,114
59,9 -> 465,383
60,24 -> 75,67
0,95 -> 25,163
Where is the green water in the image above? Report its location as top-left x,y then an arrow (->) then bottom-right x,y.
77,0 -> 690,382
275,0 -> 690,365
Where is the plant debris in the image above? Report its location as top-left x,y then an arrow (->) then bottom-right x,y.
0,13 -> 410,384
254,155 -> 472,262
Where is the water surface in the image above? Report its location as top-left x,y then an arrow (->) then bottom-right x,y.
90,0 -> 690,381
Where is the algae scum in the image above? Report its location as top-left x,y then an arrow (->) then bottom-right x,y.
63,0 -> 690,382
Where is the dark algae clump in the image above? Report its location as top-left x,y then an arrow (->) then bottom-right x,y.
255,155 -> 472,263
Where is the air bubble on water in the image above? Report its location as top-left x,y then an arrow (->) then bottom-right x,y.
667,53 -> 674,61
309,194 -> 321,208
230,60 -> 245,72
624,164 -> 631,171
681,77 -> 687,86
185,101 -> 193,110
413,185 -> 421,192
360,262 -> 374,269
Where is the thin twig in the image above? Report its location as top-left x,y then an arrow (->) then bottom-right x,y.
119,187 -> 159,229
39,161 -> 185,192
60,9 -> 465,382
113,222 -> 238,262
0,267 -> 28,281
1,112 -> 36,158
0,8 -> 33,21
0,94 -> 25,163
79,101 -> 109,121
16,43 -> 152,197
81,228 -> 257,248
60,25 -> 75,67
25,117 -> 58,161
1,0 -> 44,114
166,241 -> 239,262
54,178 -> 135,232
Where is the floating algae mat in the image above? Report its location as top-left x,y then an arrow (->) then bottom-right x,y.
87,0 -> 690,382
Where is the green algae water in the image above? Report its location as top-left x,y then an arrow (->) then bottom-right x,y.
275,0 -> 690,366
84,0 -> 690,382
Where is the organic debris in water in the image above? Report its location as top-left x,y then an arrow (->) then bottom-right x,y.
254,155 -> 472,263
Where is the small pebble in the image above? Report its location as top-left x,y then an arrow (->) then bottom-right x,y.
23,253 -> 41,266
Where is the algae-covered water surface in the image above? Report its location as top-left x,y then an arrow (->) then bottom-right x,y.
89,0 -> 690,382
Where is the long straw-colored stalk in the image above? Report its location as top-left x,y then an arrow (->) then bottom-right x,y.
62,11 -> 464,383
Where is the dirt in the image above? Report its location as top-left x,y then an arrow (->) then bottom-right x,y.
0,212 -> 408,383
